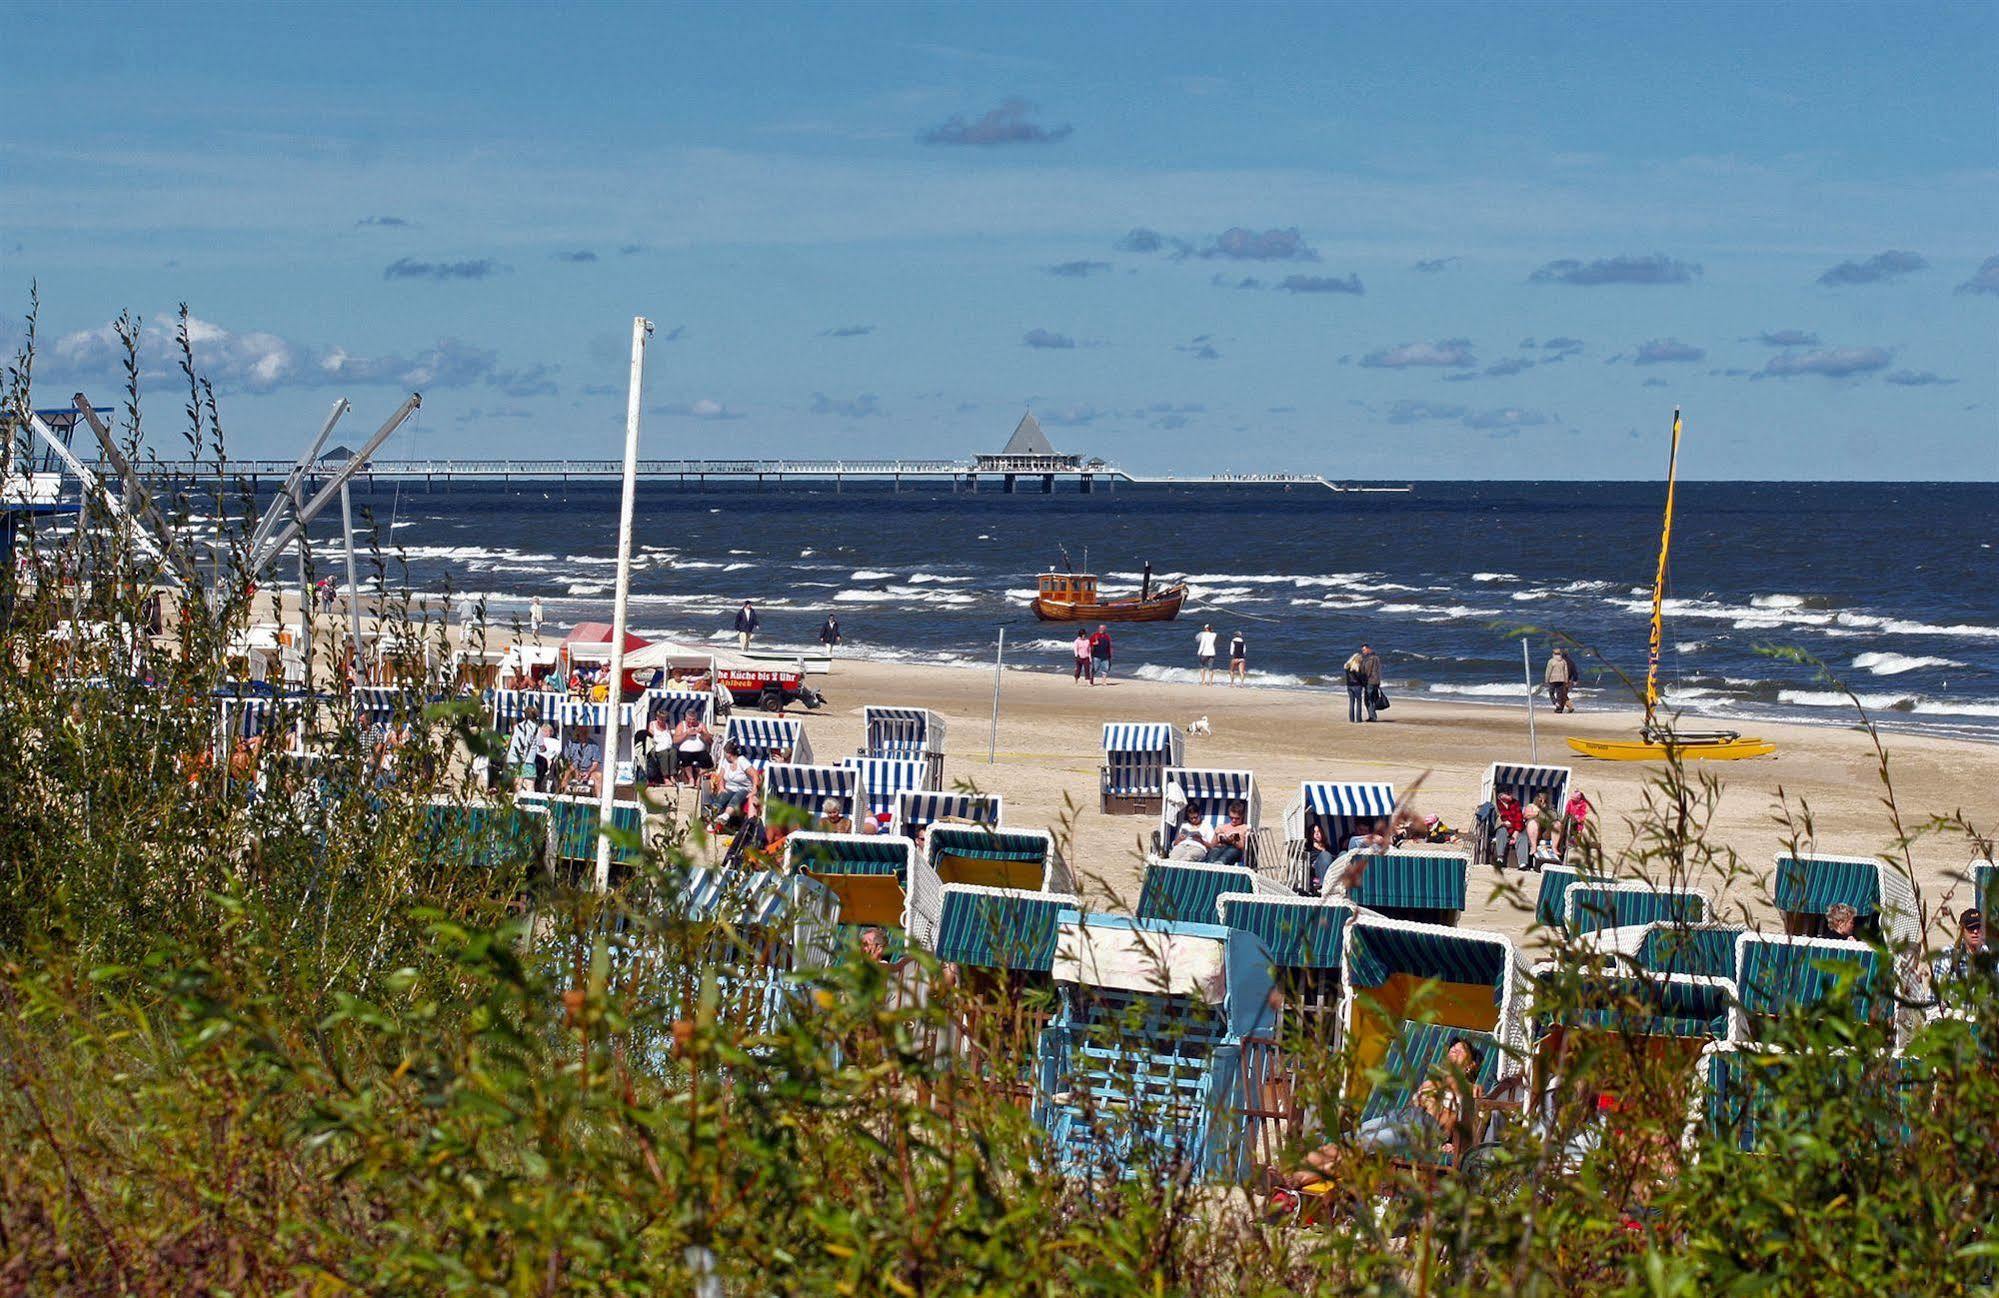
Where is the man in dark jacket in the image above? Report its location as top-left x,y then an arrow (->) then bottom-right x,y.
735,601 -> 760,651
818,615 -> 841,652
1359,644 -> 1383,722
1090,625 -> 1113,680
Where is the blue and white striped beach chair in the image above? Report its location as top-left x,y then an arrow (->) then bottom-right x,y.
1159,766 -> 1262,853
1476,762 -> 1571,866
1773,852 -> 1921,949
1100,722 -> 1184,815
559,697 -> 646,787
351,685 -> 417,726
861,706 -> 946,786
892,789 -> 1002,838
932,883 -> 1082,973
1730,932 -> 1888,1042
488,688 -> 565,733
841,755 -> 938,823
762,762 -> 860,820
1280,781 -> 1396,890
1342,847 -> 1472,925
927,824 -> 1073,894
645,688 -> 714,727
725,714 -> 810,768
1033,911 -> 1278,1183
1565,880 -> 1710,939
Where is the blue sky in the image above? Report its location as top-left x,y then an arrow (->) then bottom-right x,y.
3,0 -> 1994,477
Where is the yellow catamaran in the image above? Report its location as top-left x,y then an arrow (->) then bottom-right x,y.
1569,410 -> 1776,762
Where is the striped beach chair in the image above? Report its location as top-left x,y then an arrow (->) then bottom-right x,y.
645,688 -> 714,727
351,685 -> 417,725
1136,860 -> 1284,925
1689,1040 -> 1925,1155
1773,852 -> 1921,948
1100,722 -> 1184,815
1564,881 -> 1710,938
1033,911 -> 1278,1183
1339,916 -> 1532,1130
932,883 -> 1081,973
927,824 -> 1072,894
841,755 -> 938,823
861,706 -> 946,786
1284,781 -> 1397,855
544,793 -> 648,868
633,865 -> 844,1036
1730,932 -> 1888,1042
724,714 -> 810,768
1159,767 -> 1262,854
892,789 -> 1002,838
559,697 -> 647,788
1343,847 -> 1472,925
782,831 -> 929,935
1535,863 -> 1613,932
1476,763 -> 1571,867
762,762 -> 860,820
1972,859 -> 1997,916
1630,923 -> 1747,979
420,797 -> 545,872
488,687 -> 564,734
1217,893 -> 1353,1162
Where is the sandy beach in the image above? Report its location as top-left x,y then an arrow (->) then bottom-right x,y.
748,652 -> 1995,948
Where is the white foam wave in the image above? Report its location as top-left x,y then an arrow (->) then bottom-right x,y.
1130,664 -> 1310,688
723,561 -> 755,572
850,569 -> 895,580
1852,652 -> 1965,676
1427,682 -> 1534,698
1471,572 -> 1517,583
907,573 -> 972,584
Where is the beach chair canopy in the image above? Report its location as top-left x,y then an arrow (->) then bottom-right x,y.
1340,916 -> 1531,1088
932,883 -> 1080,972
1344,847 -> 1471,915
545,794 -> 646,864
1536,864 -> 1614,931
892,789 -> 1002,837
558,698 -> 643,731
1136,859 -> 1282,925
1217,894 -> 1351,971
1976,860 -> 1998,916
352,685 -> 417,723
1481,762 -> 1571,809
1632,923 -> 1747,980
927,824 -> 1071,893
1733,933 -> 1886,1028
420,798 -> 544,871
841,755 -> 939,818
782,831 -> 920,932
1535,970 -> 1733,1041
724,715 -> 809,767
1052,912 -> 1276,1035
1160,767 -> 1262,842
1284,780 -> 1397,849
1773,852 -> 1920,947
1565,882 -> 1710,937
644,688 -> 714,727
763,762 -> 859,816
1101,723 -> 1183,796
488,687 -> 564,731
863,705 -> 946,757
671,864 -> 844,973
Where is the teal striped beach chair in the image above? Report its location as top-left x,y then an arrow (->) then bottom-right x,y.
1731,933 -> 1887,1041
1774,852 -> 1920,948
1345,848 -> 1471,925
420,797 -> 545,872
1535,864 -> 1613,933
1632,923 -> 1747,979
1217,893 -> 1352,1161
781,831 -> 929,938
1970,859 -> 1996,917
1531,969 -> 1732,1126
545,794 -> 648,869
1135,859 -> 1282,925
1565,881 -> 1710,938
1688,1042 -> 1923,1155
932,883 -> 1081,973
928,824 -> 1072,894
1033,912 -> 1277,1183
1100,722 -> 1183,815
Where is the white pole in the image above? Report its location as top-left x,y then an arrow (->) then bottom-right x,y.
340,482 -> 363,668
596,316 -> 652,890
1523,638 -> 1537,763
989,627 -> 1005,764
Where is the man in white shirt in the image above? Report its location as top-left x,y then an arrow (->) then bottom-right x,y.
1195,624 -> 1219,685
701,740 -> 760,826
505,707 -> 542,789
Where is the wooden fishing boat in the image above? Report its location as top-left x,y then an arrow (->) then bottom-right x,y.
1032,571 -> 1185,622
1568,409 -> 1775,763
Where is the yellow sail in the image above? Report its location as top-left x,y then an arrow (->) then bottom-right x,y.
1644,410 -> 1682,728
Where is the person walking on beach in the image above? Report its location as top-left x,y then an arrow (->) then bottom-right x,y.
1090,625 -> 1113,681
818,614 -> 841,656
1072,629 -> 1094,684
528,596 -> 544,637
1544,646 -> 1579,713
1359,644 -> 1383,722
1228,631 -> 1248,686
1196,624 -> 1219,685
735,600 -> 760,652
1343,650 -> 1367,722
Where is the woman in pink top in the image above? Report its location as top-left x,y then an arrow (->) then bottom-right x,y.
1072,630 -> 1094,684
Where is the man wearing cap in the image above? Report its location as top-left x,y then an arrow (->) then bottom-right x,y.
1932,908 -> 1990,995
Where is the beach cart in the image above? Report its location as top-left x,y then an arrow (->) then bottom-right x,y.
761,762 -> 861,821
1773,852 -> 1921,949
841,754 -> 940,826
1342,846 -> 1472,926
892,789 -> 1003,838
1564,880 -> 1710,939
860,705 -> 947,787
724,714 -> 811,768
926,824 -> 1073,894
1099,722 -> 1184,815
1338,916 -> 1532,1161
1474,762 -> 1572,867
1280,780 -> 1396,891
782,831 -> 934,938
1730,932 -> 1891,1043
1033,910 -> 1278,1183
1136,859 -> 1286,926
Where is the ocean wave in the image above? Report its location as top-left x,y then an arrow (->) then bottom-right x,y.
1376,602 -> 1506,620
1471,572 -> 1517,583
1130,664 -> 1314,688
723,561 -> 755,572
907,573 -> 972,584
566,583 -> 608,596
833,586 -> 977,606
1428,682 -> 1534,698
1852,652 -> 1966,676
850,569 -> 895,580
399,544 -> 556,564
1777,689 -> 1915,711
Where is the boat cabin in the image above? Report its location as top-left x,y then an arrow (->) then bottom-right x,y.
1038,572 -> 1098,602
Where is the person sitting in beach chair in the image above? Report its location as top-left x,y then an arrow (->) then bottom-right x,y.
817,797 -> 853,835
1167,805 -> 1214,861
1491,793 -> 1526,868
699,741 -> 759,828
668,713 -> 715,785
560,731 -> 603,797
1304,822 -> 1337,894
1204,800 -> 1255,866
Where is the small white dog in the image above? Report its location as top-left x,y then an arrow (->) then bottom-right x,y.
1186,714 -> 1212,737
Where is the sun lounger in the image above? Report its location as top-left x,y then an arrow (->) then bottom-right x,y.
1033,911 -> 1277,1183
1100,722 -> 1183,815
